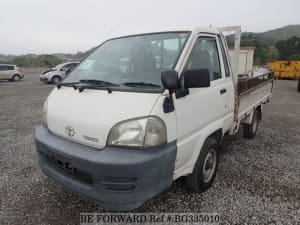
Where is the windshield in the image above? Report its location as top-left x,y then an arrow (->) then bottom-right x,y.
62,32 -> 189,91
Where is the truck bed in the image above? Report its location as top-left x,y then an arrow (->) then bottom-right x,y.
235,73 -> 273,121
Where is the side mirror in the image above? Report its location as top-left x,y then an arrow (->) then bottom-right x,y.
161,70 -> 178,94
184,69 -> 210,89
161,70 -> 178,113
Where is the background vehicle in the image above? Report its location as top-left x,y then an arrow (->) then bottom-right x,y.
35,26 -> 273,211
0,64 -> 24,81
40,61 -> 79,84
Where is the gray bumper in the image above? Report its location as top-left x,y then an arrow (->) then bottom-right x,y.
40,76 -> 49,82
34,126 -> 177,211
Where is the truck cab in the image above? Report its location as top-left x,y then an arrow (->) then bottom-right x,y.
35,26 -> 273,210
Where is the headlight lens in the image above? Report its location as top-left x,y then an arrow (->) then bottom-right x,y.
42,99 -> 48,127
107,116 -> 167,148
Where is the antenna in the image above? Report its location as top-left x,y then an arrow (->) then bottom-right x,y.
104,28 -> 114,40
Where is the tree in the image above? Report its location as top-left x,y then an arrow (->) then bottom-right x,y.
227,33 -> 271,65
11,55 -> 64,67
275,36 -> 300,60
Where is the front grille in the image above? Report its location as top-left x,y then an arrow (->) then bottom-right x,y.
98,176 -> 137,191
41,152 -> 93,186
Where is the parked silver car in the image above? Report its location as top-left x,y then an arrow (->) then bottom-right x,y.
40,61 -> 79,84
0,64 -> 24,81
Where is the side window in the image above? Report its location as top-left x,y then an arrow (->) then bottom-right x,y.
185,37 -> 221,81
218,37 -> 230,77
1,66 -> 13,71
61,64 -> 71,71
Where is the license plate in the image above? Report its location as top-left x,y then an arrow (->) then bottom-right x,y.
50,153 -> 75,173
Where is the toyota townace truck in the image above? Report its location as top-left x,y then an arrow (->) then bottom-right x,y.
35,26 -> 273,210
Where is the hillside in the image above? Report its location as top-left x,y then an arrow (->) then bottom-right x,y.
247,24 -> 300,44
1,25 -> 300,66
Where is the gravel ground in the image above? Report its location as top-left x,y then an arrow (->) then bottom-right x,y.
1,71 -> 299,225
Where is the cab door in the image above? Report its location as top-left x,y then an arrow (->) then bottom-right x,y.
174,34 -> 234,175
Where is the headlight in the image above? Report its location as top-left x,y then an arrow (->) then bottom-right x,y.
107,116 -> 167,148
42,99 -> 48,127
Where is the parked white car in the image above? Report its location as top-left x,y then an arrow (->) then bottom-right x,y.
40,61 -> 79,84
35,26 -> 273,211
0,64 -> 24,81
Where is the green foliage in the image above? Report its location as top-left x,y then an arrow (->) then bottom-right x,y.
275,36 -> 300,60
254,25 -> 300,45
265,46 -> 279,62
11,55 -> 65,67
288,53 -> 300,61
227,33 -> 271,64
243,34 -> 270,64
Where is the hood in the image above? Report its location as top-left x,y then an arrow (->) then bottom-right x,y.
47,87 -> 160,149
42,67 -> 57,75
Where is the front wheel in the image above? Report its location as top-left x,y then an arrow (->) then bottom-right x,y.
12,74 -> 21,82
297,79 -> 300,92
185,137 -> 219,192
51,76 -> 61,84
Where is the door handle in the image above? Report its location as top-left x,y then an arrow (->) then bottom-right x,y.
220,88 -> 227,94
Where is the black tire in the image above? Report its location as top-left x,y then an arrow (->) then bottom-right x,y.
185,137 -> 219,192
243,109 -> 259,139
12,74 -> 21,82
51,76 -> 61,84
297,79 -> 300,92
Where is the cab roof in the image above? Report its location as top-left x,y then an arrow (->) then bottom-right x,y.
106,26 -> 221,40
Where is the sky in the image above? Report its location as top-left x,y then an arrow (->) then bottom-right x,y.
1,0 -> 299,55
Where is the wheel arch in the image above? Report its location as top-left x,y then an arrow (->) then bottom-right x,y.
51,75 -> 62,83
12,73 -> 21,78
256,105 -> 262,120
11,73 -> 21,81
174,120 -> 225,179
208,128 -> 223,144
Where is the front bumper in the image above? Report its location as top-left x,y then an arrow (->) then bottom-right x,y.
40,76 -> 49,82
35,126 -> 177,211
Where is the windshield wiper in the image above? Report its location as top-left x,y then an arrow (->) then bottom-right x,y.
57,79 -> 118,91
76,80 -> 119,93
56,82 -> 80,89
122,82 -> 161,88
79,79 -> 119,86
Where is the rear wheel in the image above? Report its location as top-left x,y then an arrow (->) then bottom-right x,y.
51,76 -> 61,84
243,109 -> 260,139
297,79 -> 300,92
12,74 -> 21,82
185,137 -> 218,192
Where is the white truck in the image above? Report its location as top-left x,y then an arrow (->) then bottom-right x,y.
35,26 -> 273,211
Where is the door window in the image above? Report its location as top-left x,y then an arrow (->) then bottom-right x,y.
0,65 -> 14,71
185,37 -> 221,81
61,64 -> 72,71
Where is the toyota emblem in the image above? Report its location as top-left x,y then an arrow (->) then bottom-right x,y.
65,125 -> 75,137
